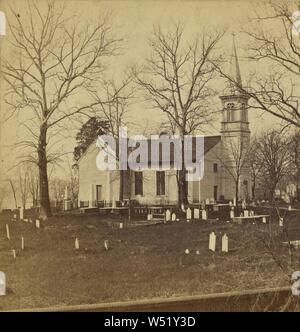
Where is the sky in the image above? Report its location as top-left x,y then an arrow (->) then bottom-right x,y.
0,0 -> 286,208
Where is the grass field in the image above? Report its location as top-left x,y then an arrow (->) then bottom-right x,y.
0,208 -> 299,310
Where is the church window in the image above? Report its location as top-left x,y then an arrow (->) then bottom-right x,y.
135,171 -> 143,195
156,171 -> 165,195
213,163 -> 218,173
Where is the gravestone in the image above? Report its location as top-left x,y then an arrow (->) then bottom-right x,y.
185,249 -> 190,255
171,213 -> 176,221
186,208 -> 191,221
12,249 -> 16,259
230,210 -> 234,219
209,232 -> 216,252
262,216 -> 267,224
119,222 -> 123,229
288,205 -> 292,211
194,208 -> 200,220
180,203 -> 185,212
36,220 -> 40,229
233,197 -> 236,206
19,208 -> 24,220
165,209 -> 171,222
196,250 -> 200,255
242,200 -> 246,209
0,272 -> 6,296
75,237 -> 79,250
229,201 -> 232,207
222,234 -> 228,253
279,217 -> 283,227
13,214 -> 17,220
244,210 -> 249,217
0,271 -> 6,296
21,237 -> 24,250
147,214 -> 152,221
104,240 -> 109,251
205,198 -> 210,205
202,210 -> 207,220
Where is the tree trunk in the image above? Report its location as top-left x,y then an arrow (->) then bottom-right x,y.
235,177 -> 239,206
119,170 -> 124,201
38,125 -> 52,219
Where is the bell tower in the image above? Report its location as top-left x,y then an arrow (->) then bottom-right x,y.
219,35 -> 251,201
219,35 -> 250,144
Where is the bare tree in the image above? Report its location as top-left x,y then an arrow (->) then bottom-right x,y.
8,178 -> 18,209
248,138 -> 263,200
19,168 -> 29,210
288,130 -> 300,201
28,166 -> 39,208
3,1 -> 121,218
217,1 -> 300,128
256,130 -> 290,203
215,136 -> 251,204
134,23 -> 223,206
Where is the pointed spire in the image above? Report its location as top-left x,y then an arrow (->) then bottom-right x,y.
225,33 -> 243,95
231,33 -> 242,87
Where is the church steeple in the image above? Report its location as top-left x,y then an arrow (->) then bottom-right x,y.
219,35 -> 250,135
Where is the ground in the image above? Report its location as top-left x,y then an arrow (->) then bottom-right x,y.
0,207 -> 299,310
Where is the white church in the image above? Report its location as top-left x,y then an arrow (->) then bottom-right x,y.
77,42 -> 252,208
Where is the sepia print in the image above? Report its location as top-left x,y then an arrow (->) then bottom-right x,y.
0,0 -> 300,312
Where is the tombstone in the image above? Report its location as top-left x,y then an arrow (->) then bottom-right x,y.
233,197 -> 236,206
36,219 -> 40,229
171,213 -> 176,221
29,218 -> 33,224
201,201 -> 206,210
21,237 -> 25,250
119,222 -> 123,229
196,250 -> 200,255
12,249 -> 16,259
180,203 -> 185,212
229,201 -> 233,207
249,210 -> 254,217
202,210 -> 207,220
222,234 -> 228,253
279,217 -> 283,227
185,249 -> 190,255
262,216 -> 267,224
104,240 -> 109,251
75,237 -> 79,250
6,224 -> 10,240
230,210 -> 235,219
0,272 -> 5,296
288,205 -> 292,211
13,214 -> 17,220
209,232 -> 216,252
147,214 -> 152,221
19,207 -> 24,220
244,210 -> 249,217
194,208 -> 200,220
205,198 -> 210,205
186,208 -> 192,221
176,218 -> 180,222
165,209 -> 171,222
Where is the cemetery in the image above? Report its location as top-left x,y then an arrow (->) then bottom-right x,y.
0,202 -> 300,311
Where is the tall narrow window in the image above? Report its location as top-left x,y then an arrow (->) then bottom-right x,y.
213,163 -> 218,173
156,171 -> 165,195
135,172 -> 143,196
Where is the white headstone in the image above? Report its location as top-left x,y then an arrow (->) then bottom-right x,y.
171,213 -> 176,221
104,240 -> 109,251
165,209 -> 171,222
185,249 -> 189,255
262,216 -> 267,224
75,237 -> 79,250
12,249 -> 16,259
19,208 -> 24,220
6,224 -> 10,240
0,272 -> 6,296
21,237 -> 25,250
244,210 -> 249,217
205,198 -> 210,205
119,222 -> 123,229
279,217 -> 283,227
209,232 -> 216,252
288,205 -> 292,211
36,219 -> 40,229
229,201 -> 232,207
186,208 -> 192,221
13,214 -> 17,220
147,214 -> 152,221
222,234 -> 228,253
230,210 -> 235,219
194,208 -> 200,219
233,197 -> 236,206
196,250 -> 200,255
202,210 -> 207,220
